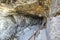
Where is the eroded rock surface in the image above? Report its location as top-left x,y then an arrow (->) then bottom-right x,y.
0,16 -> 17,40
0,0 -> 60,40
0,13 -> 45,40
0,0 -> 51,17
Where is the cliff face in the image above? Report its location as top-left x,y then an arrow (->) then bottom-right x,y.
0,0 -> 49,40
0,0 -> 51,17
0,0 -> 60,40
49,0 -> 60,17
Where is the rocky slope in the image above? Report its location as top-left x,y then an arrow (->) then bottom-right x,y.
0,0 -> 60,40
0,0 -> 50,17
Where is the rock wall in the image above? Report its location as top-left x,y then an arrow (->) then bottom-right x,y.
0,0 -> 60,40
0,0 -> 49,40
0,0 -> 50,17
46,0 -> 60,40
0,13 -> 45,40
46,15 -> 60,40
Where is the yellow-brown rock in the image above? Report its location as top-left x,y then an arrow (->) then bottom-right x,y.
0,0 -> 51,17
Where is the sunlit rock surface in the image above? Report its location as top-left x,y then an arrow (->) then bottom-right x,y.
46,15 -> 60,40
0,0 -> 60,40
0,16 -> 17,40
0,14 -> 44,40
0,0 -> 51,17
49,0 -> 60,16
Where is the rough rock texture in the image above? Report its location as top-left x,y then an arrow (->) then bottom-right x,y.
0,16 -> 17,40
46,0 -> 60,40
46,15 -> 60,40
0,13 -> 45,40
0,0 -> 49,40
49,0 -> 60,16
0,0 -> 60,40
0,0 -> 51,17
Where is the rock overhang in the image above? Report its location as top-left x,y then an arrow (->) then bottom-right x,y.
0,0 -> 51,17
